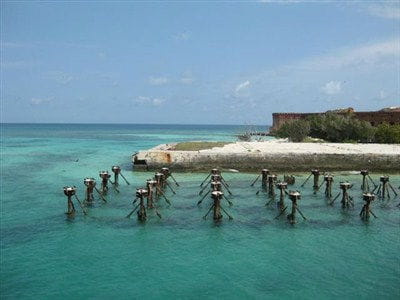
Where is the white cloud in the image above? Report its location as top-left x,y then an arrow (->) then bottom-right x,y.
295,38 -> 400,71
31,97 -> 54,105
173,32 -> 190,41
180,77 -> 195,84
1,60 -> 38,69
235,80 -> 250,93
321,81 -> 342,95
134,96 -> 165,106
149,76 -> 169,85
367,3 -> 400,19
180,72 -> 195,84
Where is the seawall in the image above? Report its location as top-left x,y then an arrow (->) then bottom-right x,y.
132,141 -> 400,172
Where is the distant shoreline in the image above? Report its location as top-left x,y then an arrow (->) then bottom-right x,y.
132,140 -> 400,172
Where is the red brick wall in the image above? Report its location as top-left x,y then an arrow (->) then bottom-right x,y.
271,111 -> 400,131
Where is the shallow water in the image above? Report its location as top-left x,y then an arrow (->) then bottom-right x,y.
1,124 -> 399,299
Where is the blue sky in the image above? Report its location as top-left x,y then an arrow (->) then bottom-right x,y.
1,1 -> 399,124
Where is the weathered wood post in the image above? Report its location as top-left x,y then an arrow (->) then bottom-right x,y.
360,170 -> 375,193
360,193 -> 377,220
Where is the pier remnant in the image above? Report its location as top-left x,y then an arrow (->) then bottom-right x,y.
111,166 -> 130,186
203,191 -> 233,221
250,169 -> 270,187
99,171 -> 119,195
360,170 -> 377,193
360,193 -> 377,220
301,169 -> 320,191
284,175 -> 295,185
267,174 -> 277,197
276,181 -> 288,211
322,174 -> 334,198
160,167 -> 180,186
197,180 -> 233,206
373,175 -> 398,199
286,191 -> 307,224
146,179 -> 156,208
63,186 -> 87,215
330,182 -> 354,208
126,188 -> 162,221
200,168 -> 230,189
83,177 -> 107,204
199,171 -> 232,195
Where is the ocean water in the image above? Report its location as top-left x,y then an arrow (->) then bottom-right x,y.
1,123 -> 399,299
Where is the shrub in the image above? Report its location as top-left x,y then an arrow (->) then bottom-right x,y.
274,119 -> 310,142
306,113 -> 375,143
374,123 -> 400,144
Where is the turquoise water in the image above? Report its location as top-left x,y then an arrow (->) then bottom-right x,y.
1,124 -> 399,299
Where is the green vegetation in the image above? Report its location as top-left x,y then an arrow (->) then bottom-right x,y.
374,123 -> 400,144
274,119 -> 310,142
273,113 -> 400,144
173,141 -> 230,151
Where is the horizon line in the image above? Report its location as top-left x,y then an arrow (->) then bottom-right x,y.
1,122 -> 270,127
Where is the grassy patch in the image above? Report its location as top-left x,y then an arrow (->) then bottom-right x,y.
173,141 -> 231,151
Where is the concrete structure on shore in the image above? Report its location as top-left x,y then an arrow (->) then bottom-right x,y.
133,140 -> 400,172
271,107 -> 400,131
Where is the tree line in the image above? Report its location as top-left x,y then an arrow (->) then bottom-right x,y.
272,113 -> 400,143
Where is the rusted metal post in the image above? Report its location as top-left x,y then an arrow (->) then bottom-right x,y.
111,166 -> 121,186
312,169 -> 320,190
287,191 -> 306,224
136,188 -> 148,222
261,169 -> 270,188
212,191 -> 223,221
331,182 -> 353,208
283,175 -> 295,185
301,169 -> 319,189
146,179 -> 157,208
83,178 -> 96,204
276,181 -> 288,211
63,186 -> 76,215
99,171 -> 111,195
324,174 -> 334,198
360,193 -> 377,220
267,174 -> 277,197
154,172 -> 165,195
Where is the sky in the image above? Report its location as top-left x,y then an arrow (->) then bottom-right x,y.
1,1 -> 399,125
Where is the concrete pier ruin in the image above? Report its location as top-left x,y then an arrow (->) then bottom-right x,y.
132,141 -> 400,172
